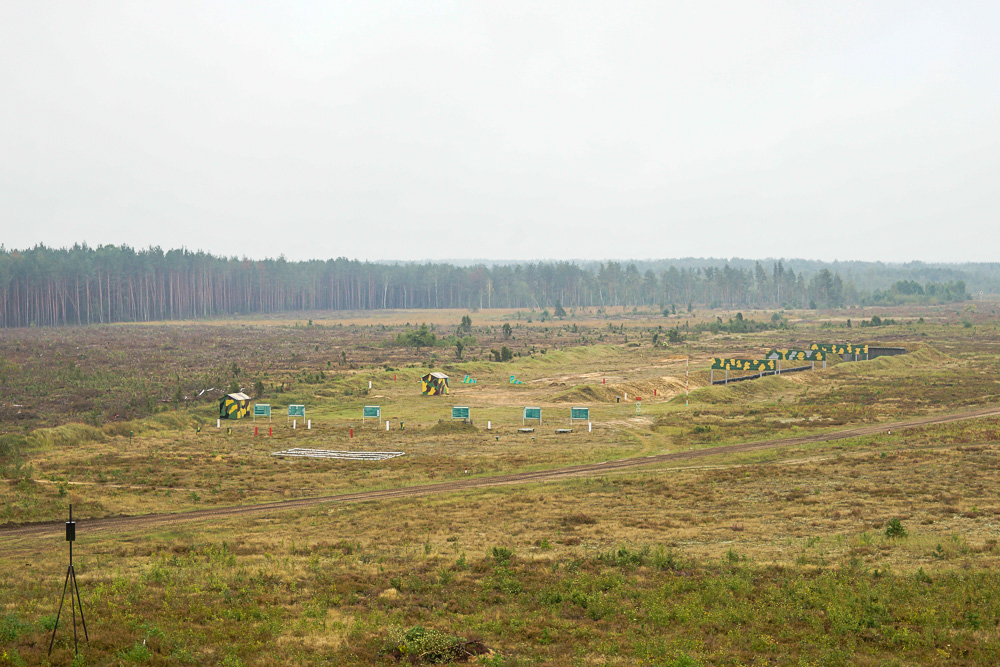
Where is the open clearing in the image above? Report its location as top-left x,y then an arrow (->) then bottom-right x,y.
3,303 -> 1000,664
5,404 -> 999,544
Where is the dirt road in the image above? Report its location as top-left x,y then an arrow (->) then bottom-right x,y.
4,405 -> 998,541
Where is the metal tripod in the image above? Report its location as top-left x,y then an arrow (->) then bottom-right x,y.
48,504 -> 88,656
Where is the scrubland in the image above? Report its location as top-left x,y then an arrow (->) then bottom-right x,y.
3,302 -> 1000,664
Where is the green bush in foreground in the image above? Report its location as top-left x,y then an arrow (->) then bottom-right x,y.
380,625 -> 491,664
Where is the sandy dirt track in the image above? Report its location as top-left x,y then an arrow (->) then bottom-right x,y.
3,405 -> 999,541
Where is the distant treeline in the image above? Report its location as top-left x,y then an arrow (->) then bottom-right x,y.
0,244 -> 985,327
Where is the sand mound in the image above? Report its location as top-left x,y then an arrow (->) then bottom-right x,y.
552,384 -> 618,403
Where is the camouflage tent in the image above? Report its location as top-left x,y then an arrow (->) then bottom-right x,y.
219,392 -> 252,419
421,372 -> 450,396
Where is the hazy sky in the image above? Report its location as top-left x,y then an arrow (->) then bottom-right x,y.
2,2 -> 997,263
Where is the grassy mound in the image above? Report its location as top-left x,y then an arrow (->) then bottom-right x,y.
682,374 -> 794,405
830,345 -> 948,375
682,385 -> 739,405
19,410 -> 202,455
428,420 -> 480,434
0,434 -> 30,464
28,423 -> 106,449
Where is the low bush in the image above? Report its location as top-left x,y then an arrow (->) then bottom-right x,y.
885,518 -> 908,538
379,625 -> 491,664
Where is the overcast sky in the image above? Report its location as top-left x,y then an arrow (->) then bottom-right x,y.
2,2 -> 997,263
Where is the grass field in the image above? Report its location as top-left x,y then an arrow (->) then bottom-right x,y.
2,303 -> 1000,664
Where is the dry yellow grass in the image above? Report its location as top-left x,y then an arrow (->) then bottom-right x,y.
5,305 -> 1000,663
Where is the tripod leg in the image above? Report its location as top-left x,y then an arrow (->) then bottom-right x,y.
71,565 -> 89,641
71,569 -> 78,655
48,565 -> 72,655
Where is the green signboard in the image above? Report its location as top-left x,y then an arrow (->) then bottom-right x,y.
363,406 -> 381,422
452,406 -> 470,420
711,358 -> 776,372
288,405 -> 305,418
253,404 -> 271,418
523,407 -> 542,423
570,407 -> 589,422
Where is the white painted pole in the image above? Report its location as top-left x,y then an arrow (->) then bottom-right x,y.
217,419 -> 220,428
588,421 -> 592,432
386,421 -> 390,431
624,392 -> 627,401
369,380 -> 372,389
307,419 -> 311,430
293,419 -> 297,429
487,421 -> 491,430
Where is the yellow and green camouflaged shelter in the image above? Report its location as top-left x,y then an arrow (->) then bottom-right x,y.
421,372 -> 449,396
219,392 -> 252,419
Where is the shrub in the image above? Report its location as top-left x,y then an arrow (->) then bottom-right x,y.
116,641 -> 152,663
885,518 -> 908,538
597,545 -> 649,568
0,613 -> 31,643
490,346 -> 514,362
380,625 -> 490,664
652,546 -> 681,571
396,324 -> 437,348
491,546 -> 514,567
